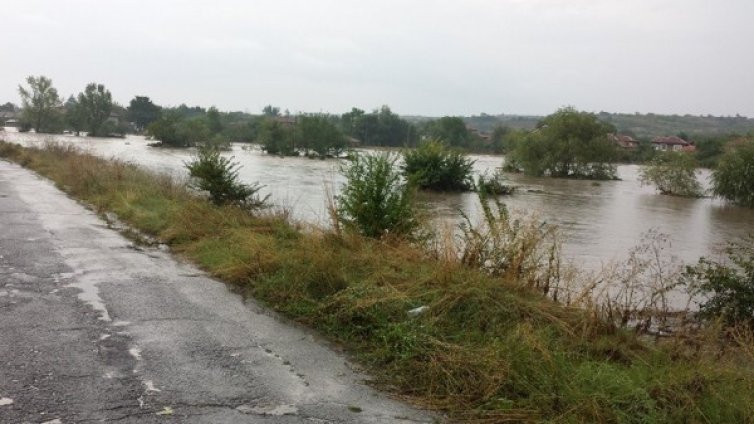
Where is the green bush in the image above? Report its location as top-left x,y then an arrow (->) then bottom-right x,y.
185,146 -> 268,210
336,153 -> 420,239
684,236 -> 754,327
402,139 -> 474,192
476,170 -> 515,195
712,140 -> 754,207
639,151 -> 702,197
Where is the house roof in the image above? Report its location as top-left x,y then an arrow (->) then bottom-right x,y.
608,134 -> 639,144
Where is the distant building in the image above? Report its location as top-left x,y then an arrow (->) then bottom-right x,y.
651,136 -> 696,152
608,133 -> 640,150
0,111 -> 19,127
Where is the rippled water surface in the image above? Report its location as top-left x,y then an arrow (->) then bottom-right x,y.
4,129 -> 753,270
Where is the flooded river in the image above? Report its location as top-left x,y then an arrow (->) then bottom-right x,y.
3,129 -> 753,270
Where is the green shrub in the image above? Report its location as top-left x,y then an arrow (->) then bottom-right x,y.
185,146 -> 268,210
336,153 -> 420,239
684,236 -> 754,327
402,139 -> 474,191
476,169 -> 515,195
639,151 -> 702,197
712,140 -> 754,207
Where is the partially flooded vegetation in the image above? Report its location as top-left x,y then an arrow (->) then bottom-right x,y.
2,139 -> 754,422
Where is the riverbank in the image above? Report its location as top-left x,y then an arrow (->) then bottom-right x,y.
2,140 -> 753,422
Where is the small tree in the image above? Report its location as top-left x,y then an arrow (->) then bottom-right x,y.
639,151 -> 702,197
402,139 -> 475,192
185,146 -> 267,209
712,140 -> 754,208
337,153 -> 420,239
259,119 -> 296,156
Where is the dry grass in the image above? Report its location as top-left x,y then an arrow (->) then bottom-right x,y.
3,140 -> 754,423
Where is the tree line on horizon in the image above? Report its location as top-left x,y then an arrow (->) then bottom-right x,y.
3,75 -> 753,166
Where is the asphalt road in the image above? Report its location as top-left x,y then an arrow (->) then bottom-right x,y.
0,160 -> 436,424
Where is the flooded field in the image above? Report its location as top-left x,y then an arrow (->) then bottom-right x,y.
4,129 -> 753,271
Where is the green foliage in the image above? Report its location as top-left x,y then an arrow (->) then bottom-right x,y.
185,146 -> 267,209
639,151 -> 702,197
18,75 -> 61,133
205,106 -> 223,134
476,170 -> 515,195
422,116 -> 472,148
337,153 -> 420,239
296,115 -> 346,157
509,107 -> 618,179
259,119 -> 296,156
341,106 -> 417,147
147,113 -> 211,147
127,96 -> 162,131
262,105 -> 281,117
402,139 -> 475,192
63,95 -> 86,135
712,140 -> 754,207
77,83 -> 114,137
685,236 -> 754,327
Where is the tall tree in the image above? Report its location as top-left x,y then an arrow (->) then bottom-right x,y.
206,106 -> 223,134
77,83 -> 113,136
262,105 -> 281,117
64,95 -> 86,136
127,96 -> 161,131
18,75 -> 61,133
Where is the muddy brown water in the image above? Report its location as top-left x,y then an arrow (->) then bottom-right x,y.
3,129 -> 753,273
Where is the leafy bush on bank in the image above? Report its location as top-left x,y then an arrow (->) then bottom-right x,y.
185,146 -> 268,210
336,153 -> 421,239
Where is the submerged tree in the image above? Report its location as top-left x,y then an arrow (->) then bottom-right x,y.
712,140 -> 754,207
509,107 -> 618,179
127,96 -> 162,131
402,139 -> 475,192
77,83 -> 114,136
639,151 -> 702,197
296,115 -> 345,157
18,75 -> 61,133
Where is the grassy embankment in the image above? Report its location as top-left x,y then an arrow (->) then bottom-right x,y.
2,140 -> 753,423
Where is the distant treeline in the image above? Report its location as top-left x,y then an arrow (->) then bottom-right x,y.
459,112 -> 754,139
4,75 -> 754,163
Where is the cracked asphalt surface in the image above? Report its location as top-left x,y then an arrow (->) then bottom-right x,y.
0,160 -> 436,423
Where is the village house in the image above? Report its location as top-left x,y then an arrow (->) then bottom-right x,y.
0,111 -> 20,127
608,133 -> 640,150
651,136 -> 696,152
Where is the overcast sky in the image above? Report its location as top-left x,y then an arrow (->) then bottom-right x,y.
3,0 -> 753,117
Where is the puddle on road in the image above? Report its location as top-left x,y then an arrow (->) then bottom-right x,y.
0,397 -> 13,406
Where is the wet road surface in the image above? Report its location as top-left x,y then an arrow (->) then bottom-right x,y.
0,160 -> 435,423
